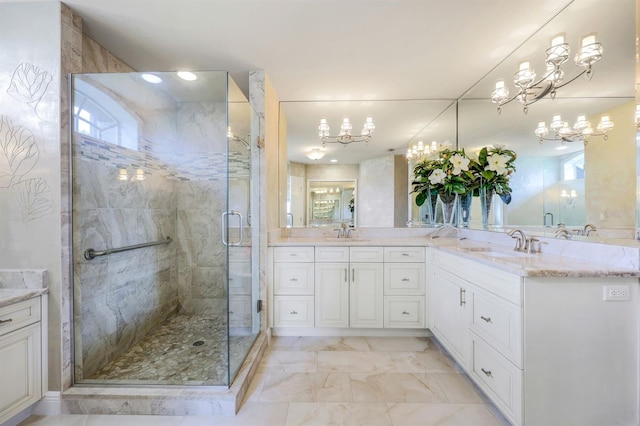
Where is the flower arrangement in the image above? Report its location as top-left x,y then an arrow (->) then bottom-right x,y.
469,145 -> 517,203
412,148 -> 475,206
412,145 -> 517,207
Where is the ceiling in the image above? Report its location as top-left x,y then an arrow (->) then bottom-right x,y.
3,0 -> 634,162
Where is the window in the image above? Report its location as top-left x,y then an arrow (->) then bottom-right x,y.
73,79 -> 138,150
562,152 -> 585,181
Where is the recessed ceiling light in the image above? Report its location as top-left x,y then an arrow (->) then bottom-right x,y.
330,159 -> 338,163
141,73 -> 162,84
176,71 -> 197,81
555,146 -> 568,150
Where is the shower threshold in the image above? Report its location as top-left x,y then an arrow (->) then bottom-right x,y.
64,328 -> 268,416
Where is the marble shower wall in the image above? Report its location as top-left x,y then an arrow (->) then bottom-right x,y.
73,136 -> 179,379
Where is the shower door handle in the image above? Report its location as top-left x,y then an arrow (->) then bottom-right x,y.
222,211 -> 244,246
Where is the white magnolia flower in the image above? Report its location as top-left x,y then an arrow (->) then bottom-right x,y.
450,154 -> 470,175
429,169 -> 446,185
486,153 -> 509,175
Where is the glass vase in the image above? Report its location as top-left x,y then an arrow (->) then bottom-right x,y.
480,187 -> 494,230
437,193 -> 459,226
459,192 -> 473,228
418,189 -> 437,226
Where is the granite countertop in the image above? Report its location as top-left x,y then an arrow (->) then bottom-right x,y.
269,236 -> 640,278
269,237 -> 434,247
435,240 -> 640,278
0,288 -> 48,309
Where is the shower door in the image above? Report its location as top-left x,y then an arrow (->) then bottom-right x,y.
71,71 -> 259,386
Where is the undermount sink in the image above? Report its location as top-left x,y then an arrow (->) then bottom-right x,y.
460,246 -> 526,258
323,237 -> 370,242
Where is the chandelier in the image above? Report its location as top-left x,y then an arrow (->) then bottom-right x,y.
534,114 -> 613,144
491,33 -> 603,114
318,116 -> 375,146
406,140 -> 441,162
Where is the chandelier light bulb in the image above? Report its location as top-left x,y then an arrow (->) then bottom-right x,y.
550,114 -> 563,131
573,115 -> 590,131
558,121 -> 572,136
535,121 -> 549,138
597,115 -> 614,133
576,32 -> 602,67
514,61 -> 536,90
547,33 -> 569,66
341,118 -> 352,133
118,168 -> 128,181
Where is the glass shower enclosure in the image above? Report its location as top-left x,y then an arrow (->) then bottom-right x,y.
70,71 -> 259,386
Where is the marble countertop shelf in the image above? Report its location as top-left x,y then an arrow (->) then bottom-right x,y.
0,269 -> 48,308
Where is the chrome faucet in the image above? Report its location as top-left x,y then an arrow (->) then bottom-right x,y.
507,228 -> 527,252
334,222 -> 353,238
554,228 -> 570,239
582,223 -> 597,236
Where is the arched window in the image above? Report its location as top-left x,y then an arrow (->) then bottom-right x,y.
73,79 -> 138,150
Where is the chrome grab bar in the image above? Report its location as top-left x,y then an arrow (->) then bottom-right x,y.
84,237 -> 172,260
221,210 -> 244,246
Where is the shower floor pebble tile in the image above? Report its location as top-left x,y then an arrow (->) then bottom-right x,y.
21,336 -> 508,426
88,315 -> 255,385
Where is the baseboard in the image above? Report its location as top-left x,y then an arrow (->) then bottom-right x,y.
2,406 -> 33,426
272,327 -> 433,337
32,391 -> 61,416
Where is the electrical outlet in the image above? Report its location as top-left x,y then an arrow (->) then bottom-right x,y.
602,285 -> 630,301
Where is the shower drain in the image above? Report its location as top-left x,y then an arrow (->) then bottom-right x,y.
193,340 -> 205,346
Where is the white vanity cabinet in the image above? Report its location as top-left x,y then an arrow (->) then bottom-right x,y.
429,248 -> 639,426
271,244 -> 426,333
315,246 -> 384,328
273,247 -> 315,327
0,297 -> 43,424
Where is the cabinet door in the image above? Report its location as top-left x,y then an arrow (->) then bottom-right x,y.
432,267 -> 468,366
350,262 -> 384,328
0,323 -> 41,424
315,262 -> 349,327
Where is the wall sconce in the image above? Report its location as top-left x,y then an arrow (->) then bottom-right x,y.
118,168 -> 128,181
561,189 -> 578,206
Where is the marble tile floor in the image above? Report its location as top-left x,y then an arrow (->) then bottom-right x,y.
21,336 -> 508,425
86,314 -> 256,386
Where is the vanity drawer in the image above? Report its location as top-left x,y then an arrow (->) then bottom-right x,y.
470,334 -> 522,425
315,246 -> 349,262
432,250 -> 522,305
274,262 -> 314,295
470,287 -> 522,367
384,246 -> 425,262
274,296 -> 314,327
384,263 -> 425,295
274,246 -> 314,262
383,296 -> 425,328
350,246 -> 383,262
0,298 -> 41,337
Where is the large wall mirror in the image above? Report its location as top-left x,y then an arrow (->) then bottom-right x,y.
278,0 -> 637,240
459,0 -> 636,237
